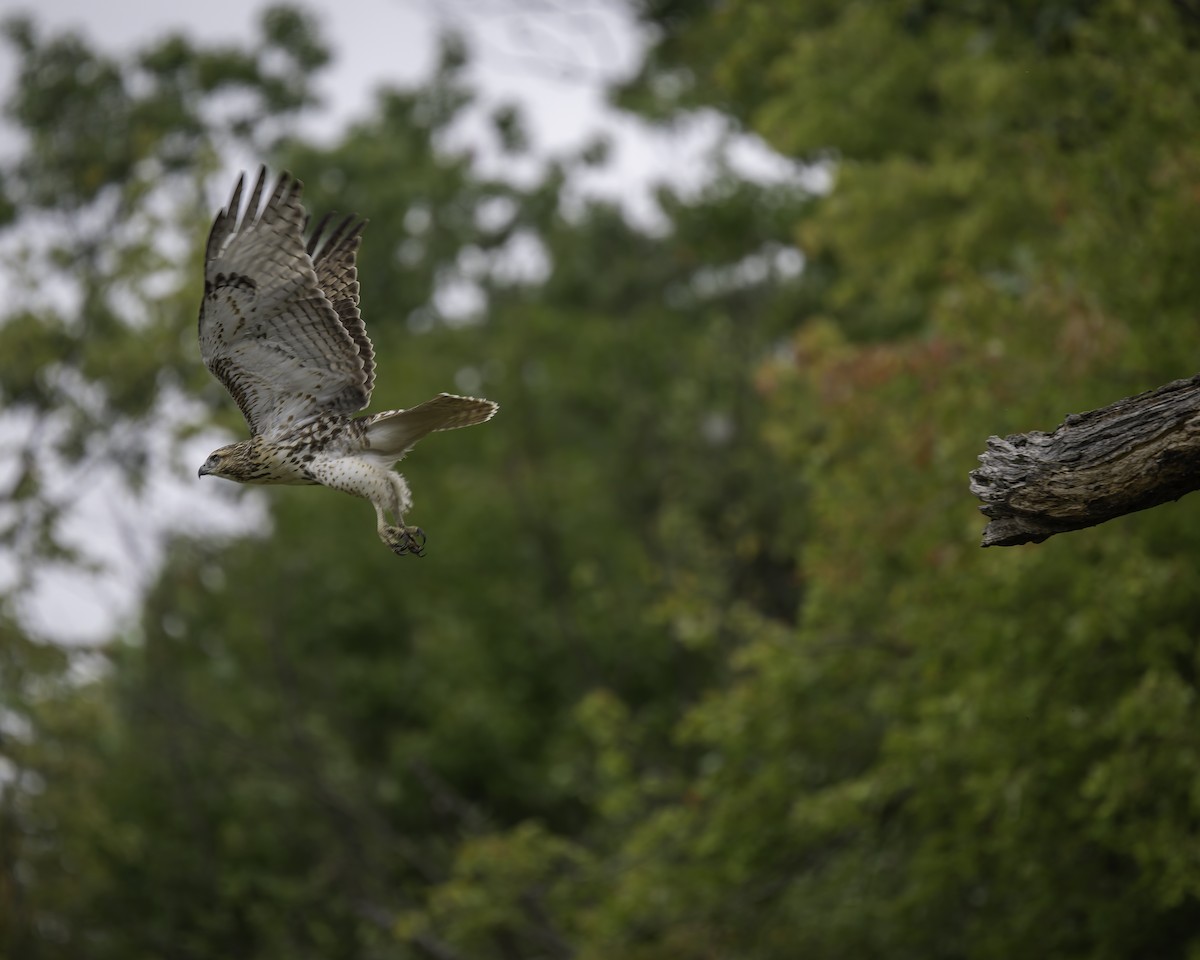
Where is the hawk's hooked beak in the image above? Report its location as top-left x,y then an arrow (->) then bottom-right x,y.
198,464 -> 210,478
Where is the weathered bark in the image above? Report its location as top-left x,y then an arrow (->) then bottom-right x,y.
970,374 -> 1200,547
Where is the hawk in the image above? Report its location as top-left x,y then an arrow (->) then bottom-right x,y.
197,167 -> 497,556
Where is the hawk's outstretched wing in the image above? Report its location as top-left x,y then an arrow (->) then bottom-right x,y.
200,167 -> 372,439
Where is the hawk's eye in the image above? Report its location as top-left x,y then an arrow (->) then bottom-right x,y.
206,454 -> 220,467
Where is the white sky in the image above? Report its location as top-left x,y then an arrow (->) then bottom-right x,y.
2,0 -> 804,643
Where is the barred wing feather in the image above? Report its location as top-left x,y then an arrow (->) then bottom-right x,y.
307,212 -> 376,398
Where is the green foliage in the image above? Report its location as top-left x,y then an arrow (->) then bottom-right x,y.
9,1 -> 1200,958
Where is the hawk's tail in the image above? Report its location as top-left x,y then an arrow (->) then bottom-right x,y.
363,393 -> 498,460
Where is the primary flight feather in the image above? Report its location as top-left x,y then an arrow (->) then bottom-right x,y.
198,166 -> 497,556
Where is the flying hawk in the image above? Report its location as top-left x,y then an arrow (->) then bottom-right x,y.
197,167 -> 497,556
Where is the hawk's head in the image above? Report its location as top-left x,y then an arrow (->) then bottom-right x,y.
198,441 -> 262,483
198,437 -> 308,485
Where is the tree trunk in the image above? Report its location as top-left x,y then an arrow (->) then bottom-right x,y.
969,374 -> 1200,547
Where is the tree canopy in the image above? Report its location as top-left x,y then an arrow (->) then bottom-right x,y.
6,2 -> 1200,958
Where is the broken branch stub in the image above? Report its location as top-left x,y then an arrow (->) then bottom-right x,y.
970,374 -> 1200,547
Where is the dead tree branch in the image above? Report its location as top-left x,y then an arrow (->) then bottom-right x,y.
970,374 -> 1200,547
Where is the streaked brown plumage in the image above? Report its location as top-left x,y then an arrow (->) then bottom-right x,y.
197,167 -> 497,556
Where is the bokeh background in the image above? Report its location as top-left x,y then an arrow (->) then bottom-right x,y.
5,1 -> 1200,957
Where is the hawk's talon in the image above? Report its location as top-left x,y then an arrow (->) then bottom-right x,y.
383,524 -> 426,557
